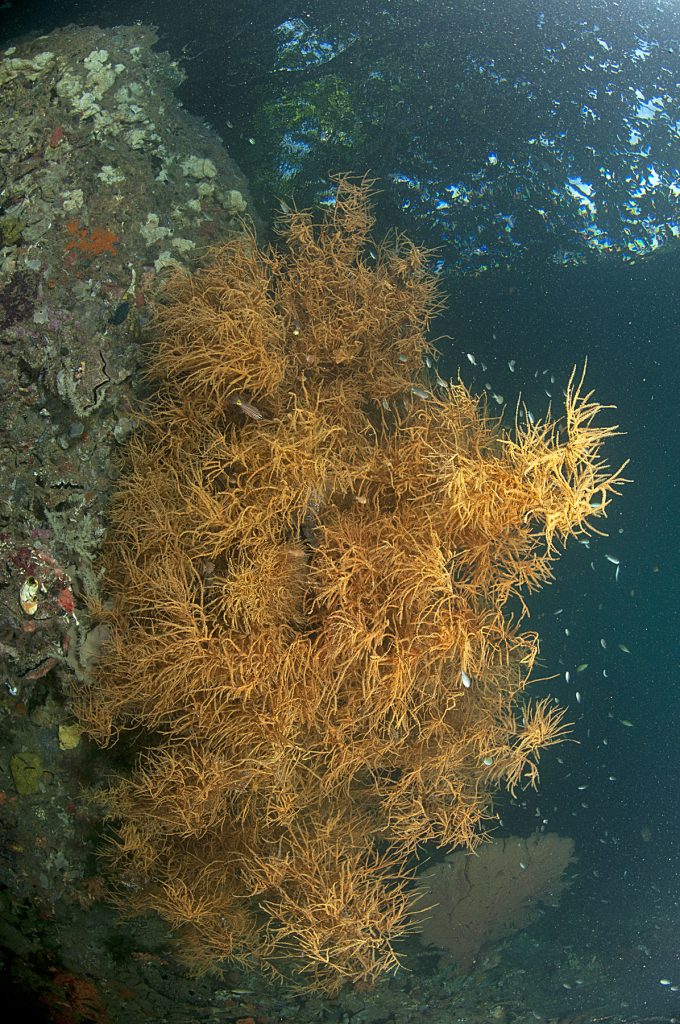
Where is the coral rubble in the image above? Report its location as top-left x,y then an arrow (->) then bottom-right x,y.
73,176 -> 625,991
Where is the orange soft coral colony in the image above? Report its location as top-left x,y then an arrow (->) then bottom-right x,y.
72,175 -> 627,992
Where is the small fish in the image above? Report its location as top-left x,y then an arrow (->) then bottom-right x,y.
577,785 -> 588,790
227,393 -> 264,420
492,392 -> 504,404
461,669 -> 472,688
600,638 -> 607,649
508,359 -> 516,372
519,862 -> 527,870
618,643 -> 631,654
620,719 -> 633,727
575,691 -> 582,703
605,554 -> 620,565
576,663 -> 588,673
526,408 -> 535,425
615,564 -> 620,583
466,352 -> 477,366
482,755 -> 493,766
410,386 -> 430,399
565,671 -> 571,683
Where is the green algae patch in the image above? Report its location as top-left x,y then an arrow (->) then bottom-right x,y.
10,751 -> 43,794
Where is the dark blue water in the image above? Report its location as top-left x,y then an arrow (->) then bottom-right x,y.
442,253 -> 680,1015
2,0 -> 678,1017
